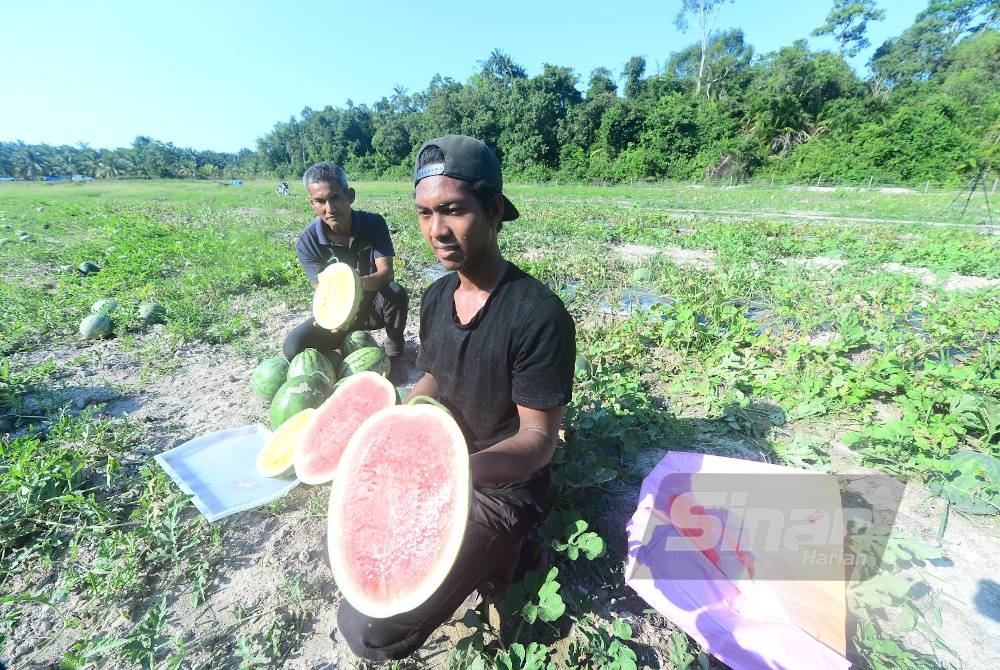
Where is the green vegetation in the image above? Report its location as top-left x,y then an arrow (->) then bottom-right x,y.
2,179 -> 997,667
3,1 -> 999,189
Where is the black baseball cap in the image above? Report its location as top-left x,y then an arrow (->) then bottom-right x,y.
414,134 -> 519,221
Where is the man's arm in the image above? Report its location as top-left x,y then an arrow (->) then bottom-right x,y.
469,404 -> 565,486
362,255 -> 394,292
401,372 -> 439,403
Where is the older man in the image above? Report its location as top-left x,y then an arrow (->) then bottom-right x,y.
336,136 -> 576,660
282,162 -> 408,383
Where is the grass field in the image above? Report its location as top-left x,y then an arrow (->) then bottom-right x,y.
1,178 -> 998,669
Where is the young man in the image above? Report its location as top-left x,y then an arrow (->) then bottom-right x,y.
336,135 -> 576,660
282,162 -> 408,383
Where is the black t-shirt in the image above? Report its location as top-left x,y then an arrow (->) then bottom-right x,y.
416,263 -> 576,455
294,210 -> 394,285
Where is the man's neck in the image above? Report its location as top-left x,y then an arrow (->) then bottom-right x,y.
457,253 -> 508,295
324,213 -> 353,243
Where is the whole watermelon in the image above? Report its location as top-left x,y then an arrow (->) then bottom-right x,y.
80,313 -> 113,339
269,372 -> 331,429
78,262 -> 100,276
251,357 -> 290,401
91,299 -> 119,314
138,301 -> 167,324
342,330 -> 379,355
339,346 -> 390,378
287,348 -> 338,385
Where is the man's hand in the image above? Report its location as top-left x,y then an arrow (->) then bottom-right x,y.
311,320 -> 343,337
362,256 -> 394,292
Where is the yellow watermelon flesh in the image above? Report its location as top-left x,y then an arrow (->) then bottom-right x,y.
313,263 -> 363,330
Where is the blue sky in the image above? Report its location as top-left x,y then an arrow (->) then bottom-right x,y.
2,0 -> 928,153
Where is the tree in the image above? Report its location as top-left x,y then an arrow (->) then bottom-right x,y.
479,49 -> 527,85
812,0 -> 886,58
674,0 -> 735,96
621,56 -> 647,98
586,67 -> 618,99
870,0 -> 999,88
667,28 -> 753,100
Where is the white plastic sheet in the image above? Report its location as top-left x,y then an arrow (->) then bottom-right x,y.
155,424 -> 299,522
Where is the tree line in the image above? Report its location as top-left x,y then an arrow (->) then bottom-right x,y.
2,0 -> 997,187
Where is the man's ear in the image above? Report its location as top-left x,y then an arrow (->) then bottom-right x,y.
347,187 -> 357,205
489,193 -> 504,226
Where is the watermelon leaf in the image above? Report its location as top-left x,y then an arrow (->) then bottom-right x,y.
926,451 -> 1000,514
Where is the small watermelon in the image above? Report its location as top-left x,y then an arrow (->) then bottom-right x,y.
91,299 -> 119,314
251,357 -> 290,401
78,262 -> 100,276
339,346 -> 390,378
342,330 -> 379,355
269,372 -> 331,429
138,301 -> 166,324
287,348 -> 338,385
631,267 -> 652,283
18,233 -> 34,242
80,313 -> 113,339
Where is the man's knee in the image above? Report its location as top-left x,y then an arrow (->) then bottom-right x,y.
384,281 -> 408,307
281,331 -> 306,361
336,603 -> 420,662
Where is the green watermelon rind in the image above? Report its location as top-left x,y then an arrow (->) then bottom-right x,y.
269,372 -> 331,429
251,357 -> 290,401
91,299 -> 120,315
138,301 -> 167,324
80,313 -> 113,339
339,346 -> 389,378
342,330 -> 379,356
287,348 -> 339,385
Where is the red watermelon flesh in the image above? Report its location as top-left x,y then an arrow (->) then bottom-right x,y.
328,404 -> 470,618
293,371 -> 396,485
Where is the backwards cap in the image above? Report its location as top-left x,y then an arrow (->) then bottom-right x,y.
414,134 -> 519,221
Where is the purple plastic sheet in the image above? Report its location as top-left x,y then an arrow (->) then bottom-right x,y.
625,451 -> 851,670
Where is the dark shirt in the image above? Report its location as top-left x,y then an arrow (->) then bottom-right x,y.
294,210 -> 394,285
416,263 -> 576,455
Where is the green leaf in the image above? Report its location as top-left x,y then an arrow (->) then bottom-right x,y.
577,531 -> 606,560
927,451 -> 1000,514
536,580 -> 566,622
611,619 -> 633,640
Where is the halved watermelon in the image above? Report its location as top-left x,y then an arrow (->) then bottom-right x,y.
293,371 -> 397,485
313,262 -> 362,331
256,407 -> 316,477
327,402 -> 470,618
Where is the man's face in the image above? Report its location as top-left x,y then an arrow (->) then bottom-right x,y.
307,181 -> 355,235
414,175 -> 502,273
